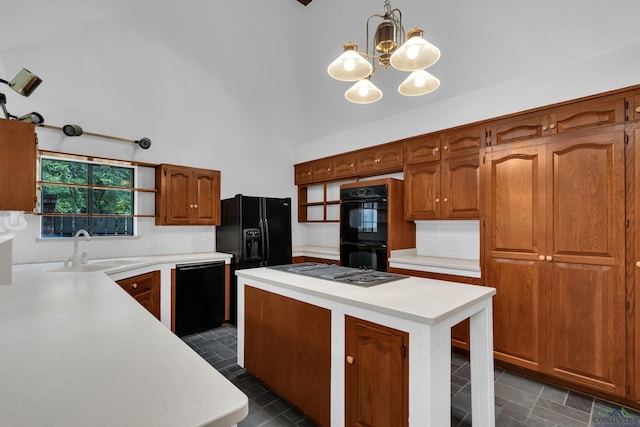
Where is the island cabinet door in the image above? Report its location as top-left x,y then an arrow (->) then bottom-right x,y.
244,286 -> 331,426
345,316 -> 408,427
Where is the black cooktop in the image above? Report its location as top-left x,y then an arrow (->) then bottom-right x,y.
268,262 -> 408,287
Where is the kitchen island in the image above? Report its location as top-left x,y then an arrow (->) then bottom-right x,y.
236,267 -> 496,427
0,270 -> 248,427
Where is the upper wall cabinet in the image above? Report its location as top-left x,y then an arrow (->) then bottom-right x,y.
155,164 -> 221,226
355,142 -> 404,175
488,95 -> 626,146
441,124 -> 486,159
0,118 -> 37,212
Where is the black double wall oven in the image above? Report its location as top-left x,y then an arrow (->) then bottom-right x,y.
340,184 -> 388,271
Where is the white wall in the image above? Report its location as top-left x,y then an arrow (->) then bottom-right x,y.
1,1 -> 307,264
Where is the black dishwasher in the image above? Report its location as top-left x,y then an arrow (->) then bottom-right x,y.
175,261 -> 225,337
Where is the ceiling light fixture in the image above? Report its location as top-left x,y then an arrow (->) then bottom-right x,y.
0,68 -> 44,122
327,1 -> 440,104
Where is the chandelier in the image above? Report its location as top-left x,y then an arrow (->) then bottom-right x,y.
327,0 -> 440,104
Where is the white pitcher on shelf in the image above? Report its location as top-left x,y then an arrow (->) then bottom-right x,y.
0,211 -> 28,285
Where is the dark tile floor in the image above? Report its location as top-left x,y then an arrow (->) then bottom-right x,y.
181,325 -> 640,427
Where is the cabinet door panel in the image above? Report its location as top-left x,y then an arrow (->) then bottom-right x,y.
0,119 -> 36,212
166,169 -> 192,224
634,93 -> 640,121
552,97 -> 625,134
377,144 -> 404,170
404,163 -> 440,220
405,134 -> 441,164
194,171 -> 220,224
491,113 -> 550,145
345,316 -> 408,427
295,162 -> 313,185
312,158 -> 333,182
332,154 -> 356,178
442,124 -> 484,159
355,149 -> 378,174
544,130 -> 625,395
442,155 -> 479,219
485,146 -> 546,369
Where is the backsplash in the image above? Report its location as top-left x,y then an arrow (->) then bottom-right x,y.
415,220 -> 480,260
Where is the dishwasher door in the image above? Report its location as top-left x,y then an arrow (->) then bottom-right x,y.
175,261 -> 225,337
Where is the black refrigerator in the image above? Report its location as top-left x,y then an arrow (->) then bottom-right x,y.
216,194 -> 292,324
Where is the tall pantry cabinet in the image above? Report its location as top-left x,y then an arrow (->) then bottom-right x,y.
483,124 -> 627,396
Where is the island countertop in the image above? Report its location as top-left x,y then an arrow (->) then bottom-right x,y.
236,267 -> 495,326
0,270 -> 248,427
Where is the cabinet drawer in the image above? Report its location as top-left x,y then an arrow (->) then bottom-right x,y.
117,273 -> 155,294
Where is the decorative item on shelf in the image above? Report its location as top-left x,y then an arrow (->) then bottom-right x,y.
0,68 -> 45,123
40,123 -> 152,149
327,0 -> 440,104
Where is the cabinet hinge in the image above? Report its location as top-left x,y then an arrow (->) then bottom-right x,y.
626,383 -> 631,395
625,100 -> 629,121
626,300 -> 631,310
626,219 -> 630,228
624,133 -> 629,145
482,155 -> 486,164
401,343 -> 407,359
163,168 -> 167,176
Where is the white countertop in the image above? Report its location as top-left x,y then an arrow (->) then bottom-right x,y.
1,262 -> 247,426
236,267 -> 495,326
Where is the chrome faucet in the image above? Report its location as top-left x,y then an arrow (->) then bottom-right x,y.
67,229 -> 91,266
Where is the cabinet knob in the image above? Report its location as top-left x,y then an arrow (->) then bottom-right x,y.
443,197 -> 448,202
190,204 -> 194,208
443,145 -> 448,150
636,106 -> 640,113
308,171 -> 311,175
132,283 -> 138,289
546,255 -> 553,261
549,123 -> 556,129
636,261 -> 640,268
346,355 -> 354,364
434,147 -> 440,152
194,204 -> 198,209
327,168 -> 331,172
435,198 -> 440,203
538,255 -> 545,261
542,125 -> 548,131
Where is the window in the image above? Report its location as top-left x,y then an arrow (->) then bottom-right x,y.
40,155 -> 136,237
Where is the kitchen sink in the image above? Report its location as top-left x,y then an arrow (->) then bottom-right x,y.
47,258 -> 147,273
48,264 -> 122,272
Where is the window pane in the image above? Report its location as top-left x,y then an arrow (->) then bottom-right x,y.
42,185 -> 88,213
40,157 -> 136,238
91,189 -> 133,215
42,158 -> 87,184
91,164 -> 134,188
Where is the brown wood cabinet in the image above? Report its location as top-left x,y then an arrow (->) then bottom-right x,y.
488,95 -> 626,146
294,162 -> 314,185
633,93 -> 640,121
244,286 -> 331,426
345,316 -> 408,427
116,270 -> 161,320
404,154 -> 480,220
155,164 -> 220,225
484,125 -> 627,396
355,142 -> 404,175
0,118 -> 37,212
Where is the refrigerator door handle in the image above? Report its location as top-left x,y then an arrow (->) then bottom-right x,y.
264,217 -> 270,266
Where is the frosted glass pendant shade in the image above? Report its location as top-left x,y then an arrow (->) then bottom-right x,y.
398,70 -> 440,96
390,29 -> 441,71
327,44 -> 373,82
345,79 -> 382,104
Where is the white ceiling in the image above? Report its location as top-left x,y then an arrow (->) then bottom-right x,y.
1,0 -> 640,145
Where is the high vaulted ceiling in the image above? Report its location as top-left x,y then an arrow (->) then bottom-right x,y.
1,0 -> 640,147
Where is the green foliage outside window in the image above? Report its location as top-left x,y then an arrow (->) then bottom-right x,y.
40,157 -> 135,237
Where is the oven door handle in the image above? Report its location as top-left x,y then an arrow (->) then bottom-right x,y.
340,198 -> 387,205
342,241 -> 387,248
